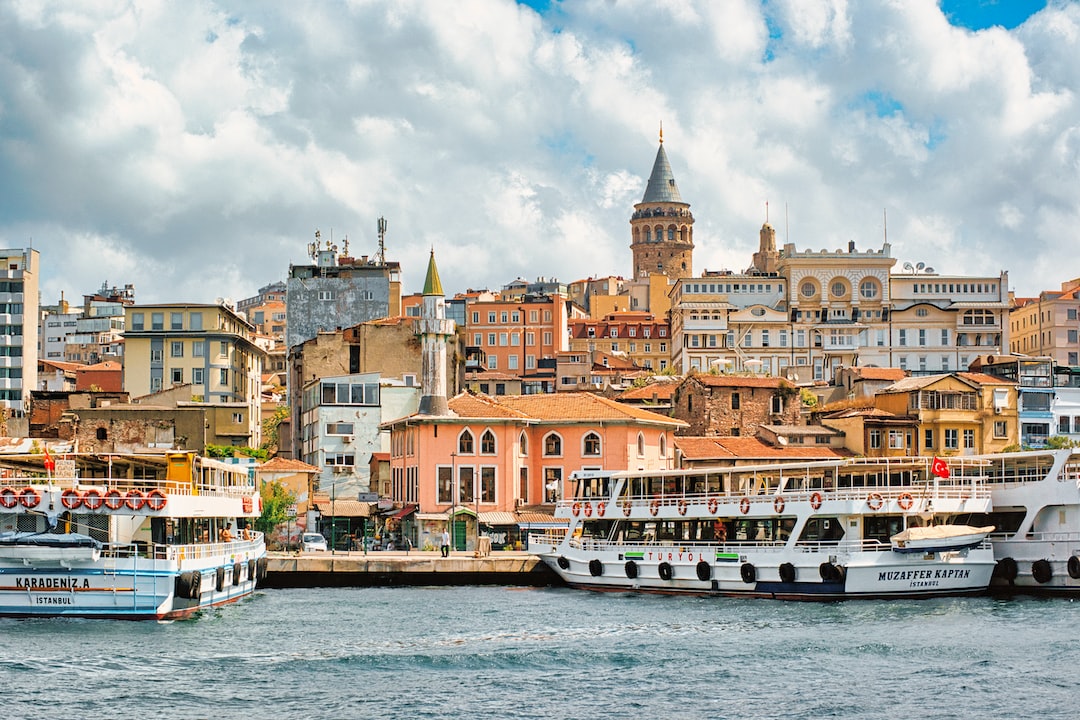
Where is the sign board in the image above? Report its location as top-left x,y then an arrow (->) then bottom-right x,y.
55,460 -> 77,478
286,504 -> 298,518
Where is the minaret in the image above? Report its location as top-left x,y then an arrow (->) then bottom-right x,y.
417,250 -> 455,416
630,125 -> 695,281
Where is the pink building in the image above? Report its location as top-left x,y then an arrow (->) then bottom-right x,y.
382,391 -> 686,548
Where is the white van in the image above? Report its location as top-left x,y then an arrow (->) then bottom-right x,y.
301,533 -> 328,552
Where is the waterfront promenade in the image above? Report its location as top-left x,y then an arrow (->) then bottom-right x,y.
262,549 -> 561,588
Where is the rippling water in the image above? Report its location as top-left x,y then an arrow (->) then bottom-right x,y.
2,587 -> 1078,719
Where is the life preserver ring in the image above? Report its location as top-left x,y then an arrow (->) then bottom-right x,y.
739,497 -> 751,515
779,562 -> 797,583
624,560 -> 639,579
810,492 -> 823,510
61,488 -> 82,510
621,501 -> 632,517
583,502 -> 593,518
696,560 -> 712,582
0,487 -> 17,509
677,498 -> 688,516
649,500 -> 660,516
82,488 -> 104,510
125,490 -> 146,511
1032,559 -> 1053,584
773,496 -> 785,514
596,502 -> 606,517
104,489 -> 124,510
658,561 -> 673,581
866,492 -> 884,510
588,559 -> 603,577
898,492 -> 914,510
572,502 -> 581,517
19,487 -> 40,509
740,562 -> 757,584
146,489 -> 167,511
1068,556 -> 1080,580
707,497 -> 719,514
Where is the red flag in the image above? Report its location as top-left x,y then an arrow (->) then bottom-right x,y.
931,456 -> 950,479
43,446 -> 55,473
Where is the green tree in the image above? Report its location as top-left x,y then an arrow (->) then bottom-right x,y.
1045,436 -> 1077,449
261,404 -> 290,453
256,480 -> 296,536
205,444 -> 269,461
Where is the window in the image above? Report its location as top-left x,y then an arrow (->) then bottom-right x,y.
771,395 -> 783,414
192,340 -> 205,357
963,429 -> 975,449
859,279 -> 879,299
458,430 -> 475,454
190,313 -> 203,330
219,368 -> 228,385
170,312 -> 183,330
800,281 -> 817,298
219,342 -> 228,357
994,421 -> 1007,439
831,280 -> 848,299
519,467 -> 528,504
924,429 -> 934,449
899,329 -> 907,346
327,423 -> 354,435
318,290 -> 334,301
171,341 -> 184,357
480,466 -> 496,503
945,429 -> 958,450
480,430 -> 496,454
192,368 -> 204,384
636,432 -> 645,457
869,430 -> 881,449
150,349 -> 162,363
544,433 -> 562,457
438,466 -> 454,504
888,430 -> 904,449
583,432 -> 601,456
731,392 -> 740,410
151,313 -> 164,330
519,432 -> 528,456
171,368 -> 182,384
131,313 -> 144,331
232,412 -> 244,424
1061,417 -> 1072,434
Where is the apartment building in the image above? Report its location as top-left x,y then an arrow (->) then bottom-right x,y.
0,248 -> 39,411
1010,277 -> 1080,366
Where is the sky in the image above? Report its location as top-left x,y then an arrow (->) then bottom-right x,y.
1,0 -> 1077,307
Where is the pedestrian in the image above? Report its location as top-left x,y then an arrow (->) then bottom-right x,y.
440,528 -> 451,558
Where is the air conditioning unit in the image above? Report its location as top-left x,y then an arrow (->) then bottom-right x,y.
515,498 -> 526,509
342,435 -> 354,444
994,406 -> 1003,414
331,466 -> 349,474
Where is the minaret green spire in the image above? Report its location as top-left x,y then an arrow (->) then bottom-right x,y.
422,248 -> 444,296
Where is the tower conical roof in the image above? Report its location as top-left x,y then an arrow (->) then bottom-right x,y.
641,142 -> 683,203
422,250 -> 443,296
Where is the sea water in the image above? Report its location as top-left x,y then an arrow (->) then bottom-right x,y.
1,587 -> 1078,719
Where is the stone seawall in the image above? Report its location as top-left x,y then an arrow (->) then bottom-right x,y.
262,551 -> 562,588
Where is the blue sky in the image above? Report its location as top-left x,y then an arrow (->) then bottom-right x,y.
1,0 -> 1078,304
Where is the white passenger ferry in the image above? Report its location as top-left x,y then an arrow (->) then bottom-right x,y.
533,458 -> 997,600
0,451 -> 266,620
933,448 -> 1080,594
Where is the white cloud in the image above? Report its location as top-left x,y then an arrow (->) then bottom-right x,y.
0,0 -> 1076,310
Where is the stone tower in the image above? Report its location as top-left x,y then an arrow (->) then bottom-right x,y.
630,128 -> 694,281
417,250 -> 455,416
751,222 -> 779,274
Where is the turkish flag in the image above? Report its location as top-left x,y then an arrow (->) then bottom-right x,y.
43,446 -> 55,473
931,456 -> 950,479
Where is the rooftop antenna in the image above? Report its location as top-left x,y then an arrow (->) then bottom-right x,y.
377,216 -> 387,265
659,121 -> 663,144
785,202 -> 789,244
307,229 -> 321,261
342,235 -> 349,257
765,200 -> 769,223
883,208 -> 888,244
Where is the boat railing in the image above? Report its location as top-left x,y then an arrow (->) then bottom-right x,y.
10,477 -> 258,500
99,532 -> 264,561
558,480 -> 988,514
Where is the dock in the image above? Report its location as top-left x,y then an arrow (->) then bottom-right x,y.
262,550 -> 562,588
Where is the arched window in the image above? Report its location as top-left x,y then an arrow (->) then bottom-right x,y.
859,278 -> 880,300
582,432 -> 601,457
458,429 -> 474,455
636,432 -> 646,457
480,429 -> 496,454
543,433 -> 562,457
659,434 -> 667,458
519,432 -> 528,456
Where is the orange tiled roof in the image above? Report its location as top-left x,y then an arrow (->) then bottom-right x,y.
687,375 -> 792,389
260,457 -> 321,473
955,371 -> 1016,385
497,392 -> 686,426
674,436 -> 852,460
448,393 -> 532,419
618,383 -> 678,401
851,367 -> 906,381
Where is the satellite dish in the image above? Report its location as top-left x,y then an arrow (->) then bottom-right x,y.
924,267 -> 934,274
903,262 -> 914,272
916,262 -> 925,271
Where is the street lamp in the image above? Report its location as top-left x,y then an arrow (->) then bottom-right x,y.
451,451 -> 457,553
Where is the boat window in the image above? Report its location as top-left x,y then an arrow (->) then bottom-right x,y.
797,517 -> 845,543
864,515 -> 904,543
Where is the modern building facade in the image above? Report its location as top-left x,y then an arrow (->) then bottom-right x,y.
0,248 -> 39,412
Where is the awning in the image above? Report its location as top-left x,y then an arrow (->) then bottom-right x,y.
312,500 -> 375,518
381,504 -> 417,520
479,511 -> 518,525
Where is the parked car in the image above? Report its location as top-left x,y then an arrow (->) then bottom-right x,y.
301,533 -> 328,552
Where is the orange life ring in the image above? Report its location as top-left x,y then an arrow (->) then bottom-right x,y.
810,492 -> 823,510
774,496 -> 785,514
649,500 -> 660,516
572,502 -> 581,517
739,497 -> 751,515
707,497 -> 719,514
867,492 -> 884,511
104,489 -> 124,510
0,486 -> 17,509
146,489 -> 167,511
125,490 -> 146,511
19,487 -> 41,509
622,501 -> 633,517
677,498 -> 688,516
82,488 -> 104,510
596,502 -> 606,517
898,492 -> 914,510
583,502 -> 593,518
61,488 -> 82,510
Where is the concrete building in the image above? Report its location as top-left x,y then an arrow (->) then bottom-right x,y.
1010,277 -> 1080,366
567,311 -> 671,373
123,302 -> 265,447
0,248 -> 39,413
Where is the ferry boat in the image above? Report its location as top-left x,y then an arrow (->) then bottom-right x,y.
930,448 -> 1080,594
533,458 -> 998,600
0,451 -> 267,620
